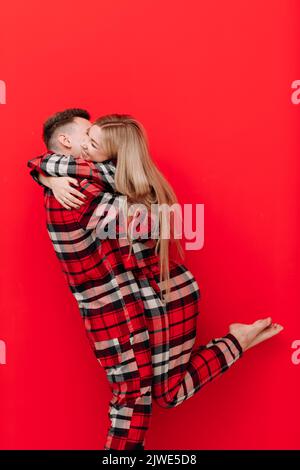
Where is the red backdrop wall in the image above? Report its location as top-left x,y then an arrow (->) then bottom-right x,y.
0,0 -> 299,450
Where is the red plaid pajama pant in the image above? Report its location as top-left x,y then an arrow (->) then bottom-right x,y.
87,263 -> 243,451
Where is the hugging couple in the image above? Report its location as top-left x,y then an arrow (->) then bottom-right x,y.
28,109 -> 283,450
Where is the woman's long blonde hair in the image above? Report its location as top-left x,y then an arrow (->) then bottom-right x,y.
94,114 -> 185,305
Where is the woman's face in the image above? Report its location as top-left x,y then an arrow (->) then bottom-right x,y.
80,124 -> 108,162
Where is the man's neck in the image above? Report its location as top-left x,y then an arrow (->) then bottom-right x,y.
48,146 -> 73,156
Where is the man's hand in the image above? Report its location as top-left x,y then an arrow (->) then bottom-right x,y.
38,174 -> 87,210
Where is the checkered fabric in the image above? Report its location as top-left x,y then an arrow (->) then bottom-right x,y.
97,261 -> 243,450
27,153 -> 243,450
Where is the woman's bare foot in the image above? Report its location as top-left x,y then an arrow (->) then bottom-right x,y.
229,317 -> 284,352
243,322 -> 284,351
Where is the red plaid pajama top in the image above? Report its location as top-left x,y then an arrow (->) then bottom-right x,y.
27,152 -> 201,343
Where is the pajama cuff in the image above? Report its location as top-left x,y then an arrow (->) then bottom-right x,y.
30,168 -> 48,188
224,332 -> 244,358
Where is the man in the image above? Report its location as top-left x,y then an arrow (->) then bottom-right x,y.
28,109 -> 163,450
28,108 -> 149,344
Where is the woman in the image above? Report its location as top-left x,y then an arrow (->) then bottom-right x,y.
34,114 -> 283,450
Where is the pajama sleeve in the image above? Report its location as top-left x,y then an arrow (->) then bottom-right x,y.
27,152 -> 103,183
27,152 -> 155,241
30,170 -> 48,188
27,154 -> 50,189
27,152 -> 123,229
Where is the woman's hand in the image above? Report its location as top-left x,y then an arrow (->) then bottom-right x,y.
48,176 -> 87,209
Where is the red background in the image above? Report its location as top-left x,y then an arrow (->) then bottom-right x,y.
0,0 -> 299,450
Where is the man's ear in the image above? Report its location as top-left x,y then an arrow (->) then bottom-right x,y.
57,133 -> 72,150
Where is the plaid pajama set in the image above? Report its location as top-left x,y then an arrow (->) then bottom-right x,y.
28,153 -> 243,450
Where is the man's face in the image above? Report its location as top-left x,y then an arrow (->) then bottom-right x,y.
68,117 -> 91,157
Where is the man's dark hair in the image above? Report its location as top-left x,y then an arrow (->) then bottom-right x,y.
43,108 -> 90,147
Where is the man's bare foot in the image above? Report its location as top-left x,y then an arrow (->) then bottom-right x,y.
229,317 -> 284,352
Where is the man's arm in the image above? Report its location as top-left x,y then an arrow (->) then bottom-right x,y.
28,154 -> 90,209
28,152 -> 153,239
27,152 -> 109,209
29,166 -> 53,189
